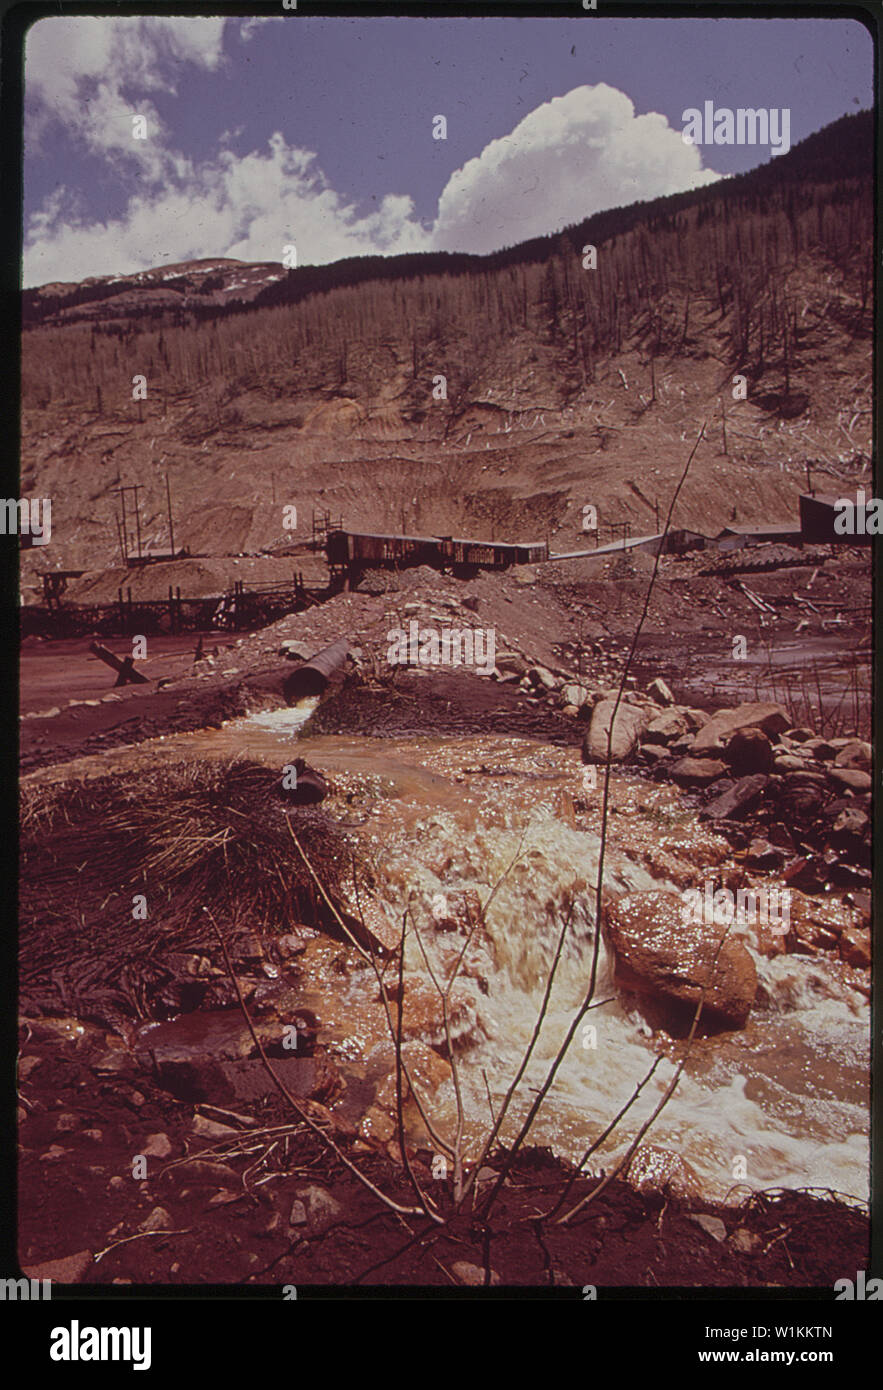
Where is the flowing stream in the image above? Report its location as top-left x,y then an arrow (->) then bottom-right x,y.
28,700 -> 869,1206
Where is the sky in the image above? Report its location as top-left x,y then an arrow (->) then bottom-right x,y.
22,12 -> 873,287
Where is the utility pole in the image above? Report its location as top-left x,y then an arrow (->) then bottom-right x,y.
112,483 -> 144,562
132,483 -> 143,560
165,472 -> 175,556
112,483 -> 129,563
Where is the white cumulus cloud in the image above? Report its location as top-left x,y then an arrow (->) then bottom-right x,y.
24,57 -> 720,286
433,84 -> 720,253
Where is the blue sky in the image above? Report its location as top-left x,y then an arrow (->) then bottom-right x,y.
23,13 -> 873,287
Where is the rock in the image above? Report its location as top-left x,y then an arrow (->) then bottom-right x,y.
683,709 -> 711,731
669,757 -> 729,787
40,1145 -> 67,1163
646,677 -> 675,706
773,754 -> 810,773
785,727 -> 815,743
92,1051 -> 132,1075
18,1055 -> 41,1080
604,892 -> 757,1033
724,728 -> 773,775
668,735 -> 696,756
831,807 -> 869,837
801,737 -> 837,760
700,774 -> 769,823
288,1200 -> 308,1227
294,1184 -> 343,1233
692,702 -> 790,754
778,774 -> 827,821
451,1261 -> 501,1287
142,1132 -> 173,1160
279,639 -> 313,660
689,1214 -> 727,1243
529,666 -> 557,691
496,651 -> 529,676
843,894 -> 871,933
582,699 -> 646,764
560,683 -> 592,709
744,838 -> 785,870
644,710 -> 689,744
139,1206 -> 173,1233
275,928 -> 319,959
730,1227 -> 761,1254
358,1105 -> 396,1143
640,744 -> 670,764
22,1250 -> 93,1284
838,926 -> 871,970
55,1113 -> 79,1134
561,704 -> 580,719
82,1129 -> 103,1143
168,952 -> 211,977
211,1057 -> 340,1106
833,740 -> 872,770
827,767 -> 871,793
626,1145 -> 703,1202
192,1115 -> 238,1140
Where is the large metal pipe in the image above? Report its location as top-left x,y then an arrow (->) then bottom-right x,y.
282,638 -> 349,704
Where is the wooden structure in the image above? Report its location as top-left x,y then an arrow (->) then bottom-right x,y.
89,640 -> 150,687
125,545 -> 190,568
22,571 -> 320,640
714,522 -> 803,552
41,570 -> 85,607
325,528 -> 548,583
799,492 -> 873,545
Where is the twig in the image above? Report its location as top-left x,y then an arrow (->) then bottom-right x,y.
203,906 -> 431,1221
480,422 -> 707,1220
94,1228 -> 192,1262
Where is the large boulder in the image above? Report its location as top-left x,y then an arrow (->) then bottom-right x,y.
692,702 -> 790,755
833,740 -> 871,769
582,699 -> 646,764
669,757 -> 728,787
643,709 -> 689,744
724,728 -> 773,775
604,891 -> 757,1034
827,767 -> 871,793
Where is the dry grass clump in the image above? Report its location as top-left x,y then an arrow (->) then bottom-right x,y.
20,758 -> 357,990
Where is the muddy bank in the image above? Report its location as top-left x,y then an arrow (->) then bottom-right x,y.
19,669 -> 287,774
18,745 -> 870,1289
18,1017 -> 868,1287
